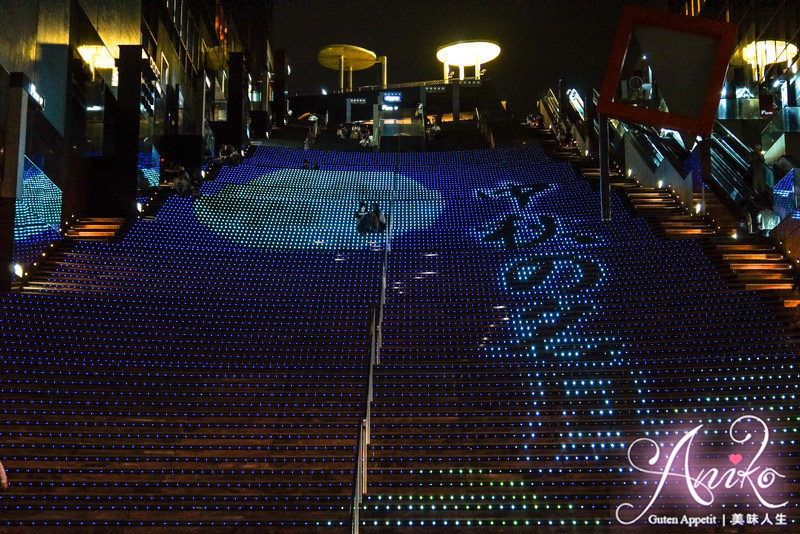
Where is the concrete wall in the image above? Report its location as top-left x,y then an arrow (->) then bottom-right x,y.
764,132 -> 800,165
623,134 -> 657,183
623,133 -> 693,207
77,0 -> 141,57
0,1 -> 39,77
654,158 -> 692,208
35,0 -> 70,136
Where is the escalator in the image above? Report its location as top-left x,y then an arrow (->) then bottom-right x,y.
549,87 -> 779,234
707,121 -> 772,225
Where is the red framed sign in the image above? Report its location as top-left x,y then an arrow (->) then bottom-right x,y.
596,5 -> 738,137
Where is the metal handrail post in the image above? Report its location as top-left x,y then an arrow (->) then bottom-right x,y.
351,418 -> 365,534
361,421 -> 368,494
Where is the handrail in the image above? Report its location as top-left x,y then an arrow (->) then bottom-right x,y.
352,417 -> 366,534
289,77 -> 486,98
352,151 -> 396,531
708,121 -> 772,218
374,140 -> 399,364
541,89 -> 560,125
352,306 -> 377,534
707,147 -> 771,218
712,120 -> 751,167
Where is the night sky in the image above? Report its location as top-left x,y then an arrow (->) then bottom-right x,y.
272,0 -> 668,116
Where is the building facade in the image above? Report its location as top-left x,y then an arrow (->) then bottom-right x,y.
0,0 -> 273,289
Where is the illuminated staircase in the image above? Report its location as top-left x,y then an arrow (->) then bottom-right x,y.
2,144 -> 799,532
526,126 -> 799,309
63,217 -> 126,240
617,181 -> 798,303
713,239 -> 798,295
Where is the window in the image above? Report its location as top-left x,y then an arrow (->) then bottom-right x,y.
161,53 -> 170,88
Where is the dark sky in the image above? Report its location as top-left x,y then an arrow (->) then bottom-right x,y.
272,0 -> 668,116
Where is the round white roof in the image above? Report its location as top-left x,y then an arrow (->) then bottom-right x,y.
436,40 -> 500,66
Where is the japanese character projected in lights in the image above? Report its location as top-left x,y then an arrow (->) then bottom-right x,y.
476,183 -> 598,249
194,168 -> 445,249
475,181 -> 609,360
475,180 -> 619,469
499,253 -> 606,359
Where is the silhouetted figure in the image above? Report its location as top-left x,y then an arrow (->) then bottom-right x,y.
190,168 -> 204,198
371,203 -> 386,232
228,150 -> 242,166
355,202 -> 373,235
173,166 -> 190,197
219,144 -> 234,160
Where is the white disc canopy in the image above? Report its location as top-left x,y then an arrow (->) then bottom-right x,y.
436,40 -> 500,81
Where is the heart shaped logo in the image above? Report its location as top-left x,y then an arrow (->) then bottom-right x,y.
729,453 -> 743,466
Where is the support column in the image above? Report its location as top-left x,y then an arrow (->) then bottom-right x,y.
349,66 -> 353,92
452,82 -> 460,122
273,49 -> 288,127
695,138 -> 713,217
228,52 -> 247,149
196,70 -> 208,139
459,65 -> 465,81
110,46 -> 144,220
378,56 -> 387,89
598,114 -> 611,220
0,74 -> 29,290
475,60 -> 481,80
339,56 -> 344,92
443,61 -> 449,83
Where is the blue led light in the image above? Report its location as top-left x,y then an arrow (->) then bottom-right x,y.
0,143 -> 796,530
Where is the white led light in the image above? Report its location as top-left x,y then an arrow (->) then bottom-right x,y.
13,264 -> 23,277
436,41 -> 500,66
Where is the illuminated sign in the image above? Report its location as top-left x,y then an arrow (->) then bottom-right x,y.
567,88 -> 585,119
616,415 -> 787,526
383,94 -> 401,102
28,83 -> 44,109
